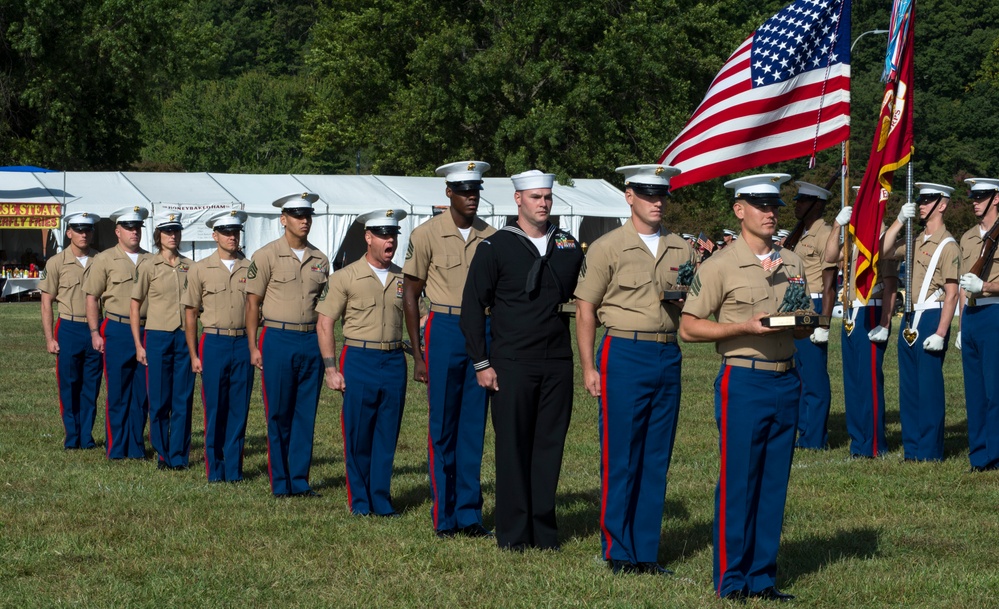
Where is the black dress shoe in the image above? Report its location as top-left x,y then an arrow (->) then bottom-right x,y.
436,528 -> 458,539
500,542 -> 527,553
458,523 -> 493,538
374,511 -> 401,518
608,559 -> 639,574
750,587 -> 795,602
293,489 -> 322,498
722,590 -> 747,603
156,461 -> 169,470
636,562 -> 674,576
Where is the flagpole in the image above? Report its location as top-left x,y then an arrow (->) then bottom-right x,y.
904,161 -> 914,325
841,140 -> 854,331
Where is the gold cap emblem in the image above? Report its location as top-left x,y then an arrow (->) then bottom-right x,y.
82,213 -> 89,217
655,167 -> 665,176
386,209 -> 394,217
467,162 -> 476,170
133,206 -> 139,212
301,193 -> 309,199
168,214 -> 176,221
771,176 -> 781,183
230,210 -> 237,216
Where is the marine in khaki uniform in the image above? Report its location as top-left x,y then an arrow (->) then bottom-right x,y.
956,178 -> 999,472
575,163 -> 695,576
83,205 -> 151,460
246,192 -> 329,497
787,181 -> 837,450
883,183 -> 960,462
131,211 -> 195,470
403,160 -> 495,538
183,209 -> 253,482
680,173 -> 811,602
40,211 -> 104,450
318,209 -> 408,516
823,191 -> 899,458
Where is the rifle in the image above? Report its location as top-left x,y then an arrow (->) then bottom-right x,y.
969,214 -> 999,280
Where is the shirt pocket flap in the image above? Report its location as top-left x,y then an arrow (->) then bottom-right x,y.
432,255 -> 461,270
59,274 -> 81,289
618,271 -> 653,289
206,282 -> 228,294
348,297 -> 376,311
272,270 -> 297,283
733,286 -> 768,306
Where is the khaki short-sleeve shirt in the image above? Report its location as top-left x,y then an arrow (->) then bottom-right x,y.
181,251 -> 250,329
316,258 -> 404,342
792,218 -> 835,293
245,237 -> 329,324
39,248 -> 99,318
573,220 -> 696,332
683,238 -> 810,360
132,255 -> 194,332
960,226 -> 999,298
83,245 -> 150,318
402,211 -> 496,307
891,229 -> 960,302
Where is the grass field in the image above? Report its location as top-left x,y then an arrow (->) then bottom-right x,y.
0,302 -> 996,608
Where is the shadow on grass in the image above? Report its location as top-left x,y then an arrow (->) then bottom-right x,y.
779,526 -> 880,585
389,481 -> 431,515
882,406 -> 969,461
826,411 -> 851,450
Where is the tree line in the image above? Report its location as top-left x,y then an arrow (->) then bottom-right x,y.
2,0 -> 997,236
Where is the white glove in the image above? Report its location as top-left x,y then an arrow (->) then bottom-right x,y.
897,202 -> 916,225
868,325 -> 889,343
955,332 -> 962,351
923,333 -> 945,352
810,327 -> 829,344
835,206 -> 853,227
960,273 -> 984,294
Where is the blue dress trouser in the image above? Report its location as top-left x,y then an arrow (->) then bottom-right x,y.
260,327 -> 322,495
794,297 -> 830,449
55,319 -> 103,449
101,318 -> 147,459
597,334 -> 681,564
897,309 -> 948,461
713,363 -> 799,598
339,345 -> 407,515
424,312 -> 489,531
200,333 -> 253,481
961,303 -> 999,469
146,329 -> 194,468
842,305 -> 888,457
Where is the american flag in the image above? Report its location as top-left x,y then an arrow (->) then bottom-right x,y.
697,232 -> 716,252
658,0 -> 852,189
762,250 -> 784,272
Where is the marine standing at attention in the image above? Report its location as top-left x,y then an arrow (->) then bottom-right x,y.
246,193 -> 329,497
680,173 -> 810,602
40,211 -> 104,450
574,163 -> 695,575
403,161 -> 496,538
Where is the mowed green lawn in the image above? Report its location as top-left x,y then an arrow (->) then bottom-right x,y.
0,302 -> 996,608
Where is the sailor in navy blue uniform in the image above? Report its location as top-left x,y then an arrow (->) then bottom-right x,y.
40,211 -> 104,449
461,170 -> 584,551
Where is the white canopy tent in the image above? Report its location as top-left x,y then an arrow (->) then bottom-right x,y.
13,171 -> 629,266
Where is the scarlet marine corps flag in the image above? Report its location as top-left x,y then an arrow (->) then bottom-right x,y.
850,0 -> 914,302
658,0 -> 852,189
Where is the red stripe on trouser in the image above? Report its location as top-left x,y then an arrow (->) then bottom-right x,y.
717,365 -> 732,596
598,336 -> 613,558
423,312 -> 440,529
258,328 -> 273,490
55,319 -> 64,421
200,333 -> 209,478
339,345 -> 353,508
101,319 -> 112,456
869,307 -> 879,455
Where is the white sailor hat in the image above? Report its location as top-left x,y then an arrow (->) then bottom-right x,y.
965,178 -> 999,198
511,169 -> 556,191
615,164 -> 680,196
776,228 -> 792,239
722,228 -> 737,237
273,192 -> 319,215
914,182 -> 955,202
436,161 -> 490,191
724,173 -> 791,206
356,208 -> 407,235
794,181 -> 831,201
64,212 -> 100,229
153,211 -> 183,231
681,233 -> 695,240
206,209 -> 248,230
110,205 -> 150,227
